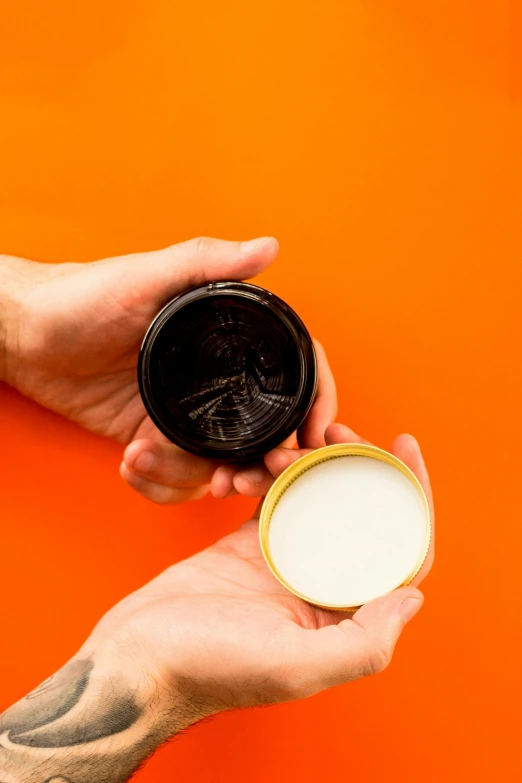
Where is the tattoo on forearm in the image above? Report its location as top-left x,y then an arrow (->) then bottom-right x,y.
0,660 -> 93,742
0,658 -> 141,749
0,656 -> 178,783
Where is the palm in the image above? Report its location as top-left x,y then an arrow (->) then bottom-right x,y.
103,519 -> 349,709
87,433 -> 432,709
157,519 -> 334,628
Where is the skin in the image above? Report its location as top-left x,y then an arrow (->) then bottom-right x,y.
0,424 -> 433,782
0,241 -> 434,780
0,236 -> 337,505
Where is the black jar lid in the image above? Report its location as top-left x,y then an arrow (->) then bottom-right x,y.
138,281 -> 317,462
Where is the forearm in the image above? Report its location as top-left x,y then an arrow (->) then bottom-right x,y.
0,648 -> 203,783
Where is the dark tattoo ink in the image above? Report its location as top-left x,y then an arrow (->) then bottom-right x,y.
0,660 -> 93,737
0,657 -> 142,748
0,657 -> 183,783
11,694 -> 141,748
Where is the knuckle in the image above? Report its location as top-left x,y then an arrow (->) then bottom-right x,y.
150,495 -> 173,506
365,644 -> 392,676
189,236 -> 214,256
139,484 -> 177,505
269,661 -> 317,701
148,486 -> 207,505
190,485 -> 210,502
168,236 -> 214,264
251,659 -> 298,701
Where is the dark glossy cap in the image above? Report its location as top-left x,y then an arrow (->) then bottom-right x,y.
138,282 -> 317,462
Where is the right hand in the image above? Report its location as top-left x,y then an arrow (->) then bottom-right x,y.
1,236 -> 337,505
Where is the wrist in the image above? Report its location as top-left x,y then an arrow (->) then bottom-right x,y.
79,627 -> 214,733
0,256 -> 37,385
0,641 -> 207,783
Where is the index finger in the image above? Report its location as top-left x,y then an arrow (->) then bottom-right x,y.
297,340 -> 338,449
264,421 -> 366,480
391,434 -> 435,585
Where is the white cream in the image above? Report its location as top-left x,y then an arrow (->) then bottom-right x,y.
268,456 -> 428,607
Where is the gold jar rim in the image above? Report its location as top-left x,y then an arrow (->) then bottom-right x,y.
259,442 -> 432,611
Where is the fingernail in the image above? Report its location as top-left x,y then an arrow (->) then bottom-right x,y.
400,596 -> 424,622
237,467 -> 265,485
240,237 -> 269,255
132,450 -> 157,475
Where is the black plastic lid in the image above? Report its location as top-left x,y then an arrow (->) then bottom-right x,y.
138,282 -> 317,462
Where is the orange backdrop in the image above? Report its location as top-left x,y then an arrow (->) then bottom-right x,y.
1,1 -> 521,780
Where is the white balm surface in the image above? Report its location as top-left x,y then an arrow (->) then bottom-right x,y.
268,456 -> 427,607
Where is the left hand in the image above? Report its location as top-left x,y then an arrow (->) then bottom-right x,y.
86,423 -> 434,711
0,425 -> 432,783
1,236 -> 337,504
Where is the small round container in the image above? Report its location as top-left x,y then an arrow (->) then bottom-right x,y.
259,443 -> 431,611
138,282 -> 317,462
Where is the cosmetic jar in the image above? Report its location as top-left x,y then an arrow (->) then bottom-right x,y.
259,443 -> 431,611
138,282 -> 317,462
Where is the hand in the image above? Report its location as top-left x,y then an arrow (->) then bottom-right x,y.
0,425 -> 433,783
0,237 -> 337,504
89,424 -> 434,711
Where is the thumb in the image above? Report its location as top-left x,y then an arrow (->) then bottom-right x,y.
103,236 -> 279,315
286,587 -> 424,697
346,587 -> 424,676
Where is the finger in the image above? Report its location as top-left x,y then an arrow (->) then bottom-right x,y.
392,434 -> 433,513
391,434 -> 434,584
324,422 -> 371,446
283,587 -> 423,696
123,440 -> 217,488
338,586 -> 424,677
264,446 -> 314,478
297,340 -> 338,449
233,427 -> 298,494
211,465 -> 238,499
233,463 -> 275,497
264,421 -> 369,479
279,430 -> 298,449
120,463 -> 209,505
107,236 -> 279,314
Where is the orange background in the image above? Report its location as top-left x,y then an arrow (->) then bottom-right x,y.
1,1 -> 521,780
